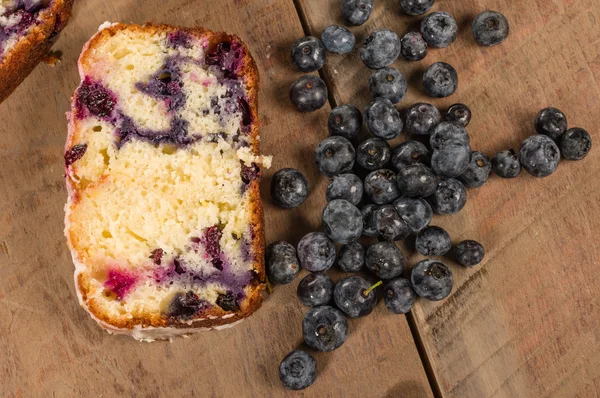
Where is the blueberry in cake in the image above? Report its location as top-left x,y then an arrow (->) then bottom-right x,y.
64,23 -> 271,340
0,0 -> 74,102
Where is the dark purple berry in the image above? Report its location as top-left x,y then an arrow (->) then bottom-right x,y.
365,241 -> 405,280
328,104 -> 362,140
341,0 -> 374,26
365,98 -> 403,140
559,128 -> 592,160
428,178 -> 467,214
168,291 -> 203,317
400,32 -> 428,61
431,141 -> 471,178
322,199 -> 363,244
315,136 -> 356,177
271,168 -> 309,208
421,12 -> 458,48
374,205 -> 411,241
289,75 -> 328,112
76,78 -> 116,119
356,137 -> 392,171
535,107 -> 568,140
297,273 -> 334,307
519,135 -> 560,177
302,306 -> 349,352
326,174 -> 363,205
411,260 -> 453,301
492,149 -> 521,178
360,29 -> 401,70
472,11 -> 510,47
459,151 -> 491,188
393,197 -> 433,233
445,103 -> 472,127
405,103 -> 441,136
291,36 -> 326,72
430,122 -> 470,150
423,62 -> 458,98
384,278 -> 416,314
216,292 -> 239,312
337,242 -> 365,272
396,164 -> 438,197
279,350 -> 317,390
369,67 -> 408,104
297,232 -> 336,272
65,143 -> 87,166
454,240 -> 485,267
400,0 -> 434,16
392,140 -> 431,170
361,204 -> 380,237
333,276 -> 379,318
415,226 -> 452,256
321,25 -> 355,54
364,169 -> 401,205
266,241 -> 300,284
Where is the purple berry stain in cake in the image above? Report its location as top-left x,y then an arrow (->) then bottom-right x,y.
201,225 -> 224,271
64,143 -> 87,166
168,291 -> 206,317
149,248 -> 164,265
241,162 -> 261,188
167,31 -> 192,49
135,64 -> 186,112
75,77 -> 117,119
216,292 -> 240,312
104,268 -> 137,300
205,40 -> 246,79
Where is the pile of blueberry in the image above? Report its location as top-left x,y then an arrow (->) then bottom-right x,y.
275,0 -> 592,390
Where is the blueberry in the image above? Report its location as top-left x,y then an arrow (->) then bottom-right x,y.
321,25 -> 356,54
392,140 -> 431,170
322,199 -> 363,244
445,103 -> 472,127
559,128 -> 592,160
297,272 -> 334,307
356,137 -> 392,171
383,278 -> 417,314
519,135 -> 561,177
337,241 -> 365,272
454,240 -> 485,267
400,0 -> 435,16
428,178 -> 467,214
365,99 -> 403,140
365,241 -> 405,279
290,75 -> 328,112
291,36 -> 326,72
421,12 -> 458,48
297,232 -> 336,272
393,197 -> 433,233
302,305 -> 349,352
271,168 -> 309,208
341,0 -> 374,26
76,78 -> 116,119
266,241 -> 300,284
411,260 -> 453,301
430,122 -> 470,150
315,136 -> 356,177
535,107 -> 568,140
64,144 -> 88,166
326,174 -> 363,205
400,32 -> 428,61
492,149 -> 521,178
374,205 -> 411,241
361,204 -> 380,237
328,104 -> 363,140
415,226 -> 451,256
396,164 -> 438,197
423,62 -> 458,98
472,11 -> 510,47
431,141 -> 471,178
279,350 -> 317,390
405,103 -> 442,136
360,29 -> 402,70
459,151 -> 491,188
334,276 -> 379,318
364,169 -> 401,204
369,67 -> 408,104
168,291 -> 203,317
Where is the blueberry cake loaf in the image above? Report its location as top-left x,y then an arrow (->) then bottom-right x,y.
65,23 -> 270,341
0,0 -> 74,102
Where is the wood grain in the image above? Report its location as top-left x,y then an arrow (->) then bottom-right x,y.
0,0 -> 432,397
296,0 -> 600,397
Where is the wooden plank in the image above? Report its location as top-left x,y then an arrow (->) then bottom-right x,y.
0,0 -> 432,396
296,0 -> 600,396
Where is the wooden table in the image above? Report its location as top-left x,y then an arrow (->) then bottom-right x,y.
0,0 -> 598,397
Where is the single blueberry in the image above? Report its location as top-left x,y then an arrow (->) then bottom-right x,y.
535,107 -> 568,140
400,32 -> 428,61
428,178 -> 467,214
374,205 -> 411,241
411,260 -> 453,301
423,62 -> 458,98
291,36 -> 326,72
383,278 -> 417,314
405,102 -> 442,136
393,197 -> 433,233
559,128 -> 592,160
290,75 -> 328,112
415,226 -> 452,256
364,169 -> 401,204
337,241 -> 365,272
454,240 -> 485,267
271,168 -> 309,208
266,241 -> 300,284
421,12 -> 458,48
445,103 -> 472,127
302,305 -> 349,352
472,11 -> 510,47
328,104 -> 363,140
365,241 -> 405,279
356,137 -> 392,171
297,272 -> 334,307
322,199 -> 364,244
168,291 -> 203,317
279,350 -> 317,390
430,122 -> 470,150
64,144 -> 88,166
400,0 -> 435,16
459,151 -> 491,188
392,140 -> 431,170
492,149 -> 521,179
519,135 -> 561,177
369,67 -> 408,104
297,232 -> 336,272
326,173 -> 364,205
341,0 -> 374,26
360,29 -> 402,70
334,276 -> 379,318
365,98 -> 403,140
315,136 -> 356,177
361,204 -> 380,237
322,25 -> 356,54
431,141 -> 472,178
396,164 -> 438,197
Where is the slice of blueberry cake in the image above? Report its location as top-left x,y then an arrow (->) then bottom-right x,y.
65,23 -> 271,341
0,0 -> 74,102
